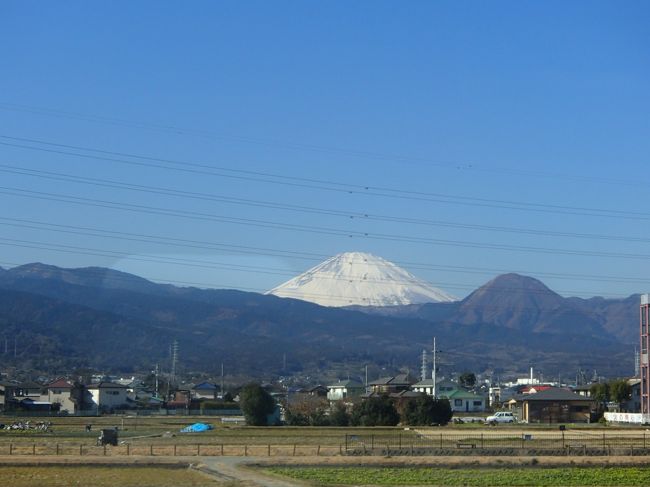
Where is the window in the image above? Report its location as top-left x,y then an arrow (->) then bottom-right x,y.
473,400 -> 482,406
454,399 -> 463,407
641,308 -> 648,335
643,336 -> 648,354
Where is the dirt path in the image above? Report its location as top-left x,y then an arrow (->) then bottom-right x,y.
199,456 -> 304,487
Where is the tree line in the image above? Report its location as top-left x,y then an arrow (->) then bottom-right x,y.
239,383 -> 453,427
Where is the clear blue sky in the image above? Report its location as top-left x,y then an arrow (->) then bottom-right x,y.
0,1 -> 648,298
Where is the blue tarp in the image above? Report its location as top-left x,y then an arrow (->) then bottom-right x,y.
180,422 -> 213,433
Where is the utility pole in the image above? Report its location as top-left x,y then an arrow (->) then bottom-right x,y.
221,362 -> 224,398
170,340 -> 179,385
154,364 -> 159,397
365,365 -> 368,392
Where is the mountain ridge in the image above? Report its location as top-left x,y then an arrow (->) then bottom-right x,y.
0,262 -> 639,377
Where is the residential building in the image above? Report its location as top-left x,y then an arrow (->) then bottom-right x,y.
191,382 -> 220,400
411,379 -> 486,412
572,384 -> 593,397
446,389 -> 487,413
0,381 -> 17,412
411,378 -> 435,396
304,385 -> 328,397
42,378 -> 77,414
86,382 -> 128,412
623,378 -> 641,413
326,379 -> 364,401
368,374 -> 413,394
512,387 -> 594,423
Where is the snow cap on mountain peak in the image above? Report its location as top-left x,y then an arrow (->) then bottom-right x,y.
266,251 -> 457,307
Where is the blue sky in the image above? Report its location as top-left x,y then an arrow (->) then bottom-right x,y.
0,1 -> 648,298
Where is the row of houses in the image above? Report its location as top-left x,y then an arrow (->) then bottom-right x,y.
326,374 -> 487,413
0,379 -> 223,414
325,373 -> 643,423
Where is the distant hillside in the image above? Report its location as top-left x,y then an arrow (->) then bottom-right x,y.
0,263 -> 637,378
357,274 -> 639,345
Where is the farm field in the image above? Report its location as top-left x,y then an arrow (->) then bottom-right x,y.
266,465 -> 650,486
1,415 -> 649,457
0,465 -> 222,487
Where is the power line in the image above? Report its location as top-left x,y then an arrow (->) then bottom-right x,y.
2,185 -> 650,261
0,101 -> 643,188
1,217 -> 649,289
0,238 -> 638,298
0,135 -> 647,220
3,163 -> 650,243
1,216 -> 649,287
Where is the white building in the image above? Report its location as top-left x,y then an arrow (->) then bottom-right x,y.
42,378 -> 76,414
86,382 -> 128,412
327,379 -> 364,401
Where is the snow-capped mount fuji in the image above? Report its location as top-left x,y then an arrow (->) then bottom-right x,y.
266,252 -> 457,307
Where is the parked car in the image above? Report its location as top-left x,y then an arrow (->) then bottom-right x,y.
485,411 -> 516,425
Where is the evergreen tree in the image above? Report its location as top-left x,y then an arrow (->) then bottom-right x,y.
401,395 -> 453,426
350,396 -> 399,426
329,402 -> 350,426
609,379 -> 632,404
459,372 -> 477,389
239,383 -> 276,426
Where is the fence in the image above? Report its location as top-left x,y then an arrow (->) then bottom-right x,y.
344,432 -> 650,456
0,442 -> 341,457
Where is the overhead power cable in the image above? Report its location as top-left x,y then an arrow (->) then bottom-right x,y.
0,135 -> 647,220
1,216 -> 648,286
0,239 -> 635,299
3,163 -> 650,243
0,102 -> 642,188
2,186 -> 650,260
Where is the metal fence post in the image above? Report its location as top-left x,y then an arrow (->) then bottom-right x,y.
439,433 -> 443,449
399,433 -> 402,450
371,435 -> 374,451
481,433 -> 484,449
602,433 -> 606,449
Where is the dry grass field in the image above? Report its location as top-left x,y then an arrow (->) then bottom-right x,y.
0,465 -> 222,487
